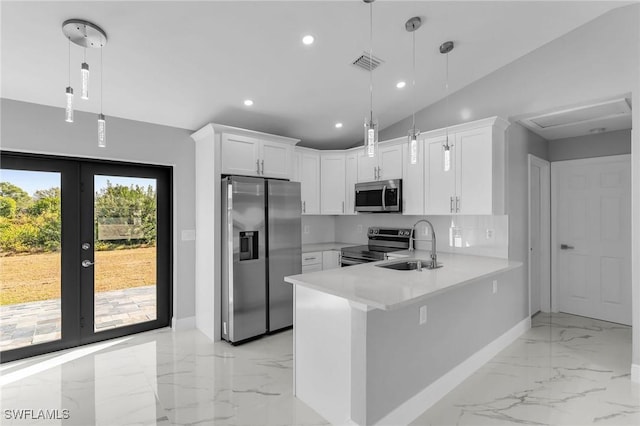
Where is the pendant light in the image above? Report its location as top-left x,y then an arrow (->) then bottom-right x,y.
62,19 -> 108,147
98,49 -> 106,148
65,39 -> 74,123
363,0 -> 378,158
405,17 -> 422,165
440,41 -> 454,172
81,48 -> 90,100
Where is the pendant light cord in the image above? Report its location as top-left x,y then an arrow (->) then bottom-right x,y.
100,48 -> 103,113
369,2 -> 373,123
68,39 -> 71,86
445,51 -> 450,147
411,29 -> 416,132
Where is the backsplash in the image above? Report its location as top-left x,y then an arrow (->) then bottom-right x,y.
301,215 -> 337,245
303,214 -> 509,259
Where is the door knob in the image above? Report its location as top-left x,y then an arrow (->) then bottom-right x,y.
82,260 -> 95,267
560,244 -> 574,250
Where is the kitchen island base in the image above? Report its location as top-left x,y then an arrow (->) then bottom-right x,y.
293,266 -> 527,425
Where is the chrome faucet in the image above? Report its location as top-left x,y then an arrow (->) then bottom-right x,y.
410,219 -> 438,269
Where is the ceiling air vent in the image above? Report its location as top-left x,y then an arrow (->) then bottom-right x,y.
352,52 -> 384,71
527,98 -> 631,129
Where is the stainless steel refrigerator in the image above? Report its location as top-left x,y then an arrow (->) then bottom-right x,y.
221,176 -> 302,343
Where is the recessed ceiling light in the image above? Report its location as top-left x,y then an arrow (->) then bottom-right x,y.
302,35 -> 315,45
396,81 -> 406,89
243,99 -> 254,106
335,122 -> 343,128
589,127 -> 606,134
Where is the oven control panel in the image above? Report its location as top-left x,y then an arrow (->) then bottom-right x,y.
367,227 -> 412,238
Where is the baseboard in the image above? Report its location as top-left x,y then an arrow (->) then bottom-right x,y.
171,316 -> 196,330
632,364 -> 640,383
375,317 -> 531,426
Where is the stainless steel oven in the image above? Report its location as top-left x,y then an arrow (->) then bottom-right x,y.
355,179 -> 402,213
340,227 -> 411,267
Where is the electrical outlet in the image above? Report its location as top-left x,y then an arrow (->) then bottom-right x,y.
486,229 -> 494,240
419,305 -> 427,324
304,225 -> 310,234
357,224 -> 363,233
492,280 -> 498,294
423,226 -> 429,236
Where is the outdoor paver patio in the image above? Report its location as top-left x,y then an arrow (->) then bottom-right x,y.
0,285 -> 156,352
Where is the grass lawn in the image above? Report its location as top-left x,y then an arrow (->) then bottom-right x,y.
0,247 -> 156,305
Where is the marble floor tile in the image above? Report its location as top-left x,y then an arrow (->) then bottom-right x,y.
0,312 -> 637,425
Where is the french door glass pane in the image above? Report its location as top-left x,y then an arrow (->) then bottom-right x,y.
93,175 -> 157,332
0,169 -> 62,350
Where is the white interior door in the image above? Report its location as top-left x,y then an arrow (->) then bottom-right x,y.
552,155 -> 631,325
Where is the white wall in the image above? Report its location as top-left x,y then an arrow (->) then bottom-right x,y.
301,215 -> 336,245
0,99 -> 196,324
548,129 -> 631,162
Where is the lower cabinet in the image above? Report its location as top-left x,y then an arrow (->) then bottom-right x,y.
302,251 -> 322,273
322,250 -> 341,270
302,250 -> 341,273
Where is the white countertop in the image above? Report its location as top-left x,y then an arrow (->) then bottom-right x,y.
301,242 -> 354,253
285,250 -> 522,311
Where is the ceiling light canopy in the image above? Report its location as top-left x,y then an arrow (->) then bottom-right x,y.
302,35 -> 315,45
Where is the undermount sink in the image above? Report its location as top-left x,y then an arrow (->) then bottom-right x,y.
376,259 -> 443,271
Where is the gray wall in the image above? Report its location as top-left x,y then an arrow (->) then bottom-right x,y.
365,267 -> 526,424
0,98 -> 196,322
548,129 -> 631,162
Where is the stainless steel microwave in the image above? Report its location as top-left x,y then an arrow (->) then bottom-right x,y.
355,179 -> 402,213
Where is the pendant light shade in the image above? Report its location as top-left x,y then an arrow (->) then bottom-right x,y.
98,113 -> 106,148
81,61 -> 90,100
405,16 -> 422,165
440,41 -> 454,172
65,87 -> 74,123
363,0 -> 378,158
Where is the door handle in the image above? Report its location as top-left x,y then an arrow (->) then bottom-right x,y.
256,159 -> 260,174
456,196 -> 460,213
382,185 -> 387,210
560,244 -> 575,250
82,260 -> 95,268
450,196 -> 454,213
302,201 -> 306,213
342,201 -> 345,213
374,166 -> 377,180
261,159 -> 264,175
377,167 -> 382,179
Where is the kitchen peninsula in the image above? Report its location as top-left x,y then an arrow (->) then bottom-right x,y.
285,251 -> 523,426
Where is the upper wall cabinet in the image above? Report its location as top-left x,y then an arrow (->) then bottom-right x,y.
221,133 -> 293,179
344,152 -> 358,215
356,142 -> 403,183
402,139 -> 426,215
425,117 -> 509,215
320,152 -> 346,215
296,149 -> 320,215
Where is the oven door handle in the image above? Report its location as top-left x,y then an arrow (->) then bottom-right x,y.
382,185 -> 387,210
341,254 -> 378,262
340,258 -> 368,266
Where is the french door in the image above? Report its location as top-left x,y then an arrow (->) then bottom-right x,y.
1,152 -> 171,362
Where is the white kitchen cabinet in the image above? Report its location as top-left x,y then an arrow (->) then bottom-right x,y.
221,133 -> 292,179
402,139 -> 425,215
300,150 -> 320,215
356,141 -> 403,183
344,152 -> 358,215
320,153 -> 346,214
322,250 -> 341,270
302,251 -> 323,273
425,117 -> 508,215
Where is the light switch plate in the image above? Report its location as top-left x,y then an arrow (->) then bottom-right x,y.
419,305 -> 427,324
304,225 -> 310,234
492,280 -> 498,294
